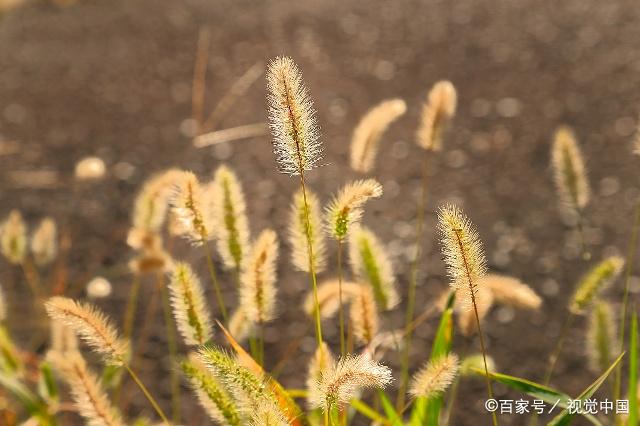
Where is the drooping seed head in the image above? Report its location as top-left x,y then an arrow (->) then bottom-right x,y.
416,80 -> 457,151
44,297 -> 129,365
350,284 -> 379,346
169,262 -> 213,346
30,217 -> 57,267
170,171 -> 214,246
437,204 -> 487,310
350,99 -> 406,173
326,179 -> 383,241
586,300 -> 616,373
569,256 -> 624,314
240,230 -> 280,324
410,353 -> 459,399
288,189 -> 327,273
482,274 -> 542,310
1,210 -> 27,265
266,56 -> 322,175
310,353 -> 393,411
304,279 -> 362,319
348,225 -> 398,310
551,126 -> 590,214
210,165 -> 250,271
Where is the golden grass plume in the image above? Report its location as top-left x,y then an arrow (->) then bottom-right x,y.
350,284 -> 379,346
350,98 -> 406,173
131,168 -> 185,237
288,188 -> 327,273
169,262 -> 213,346
482,274 -> 542,310
551,126 -> 590,214
170,171 -> 214,246
326,179 -> 383,241
266,56 -> 322,175
416,80 -> 457,151
409,353 -> 459,399
44,297 -> 129,365
306,342 -> 334,408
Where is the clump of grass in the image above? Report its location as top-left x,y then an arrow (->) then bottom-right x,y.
409,353 -> 459,399
350,98 -> 407,173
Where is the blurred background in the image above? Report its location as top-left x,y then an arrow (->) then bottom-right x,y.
1,0 -> 640,424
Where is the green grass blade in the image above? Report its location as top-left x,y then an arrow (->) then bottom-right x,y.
548,352 -> 625,426
0,370 -> 55,425
410,291 -> 455,426
629,313 -> 638,426
350,398 -> 389,425
38,362 -> 58,403
377,389 -> 403,426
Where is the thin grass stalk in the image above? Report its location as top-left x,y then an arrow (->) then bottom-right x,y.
124,364 -> 170,425
338,240 -> 345,356
397,151 -> 430,410
159,273 -> 181,424
614,200 -> 640,408
543,312 -> 575,385
470,296 -> 498,426
203,242 -> 228,322
192,27 -> 210,134
114,273 -> 141,406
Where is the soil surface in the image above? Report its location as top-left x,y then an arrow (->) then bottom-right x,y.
2,0 -> 640,424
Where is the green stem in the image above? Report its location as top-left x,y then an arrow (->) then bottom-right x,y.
338,240 -> 346,356
543,312 -> 575,385
397,151 -> 430,410
203,242 -> 228,322
160,274 -> 181,424
124,365 -> 170,425
299,172 -> 323,346
123,274 -> 141,340
472,297 -> 498,426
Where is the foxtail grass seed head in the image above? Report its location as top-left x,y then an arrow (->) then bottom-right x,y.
30,217 -> 57,266
348,225 -> 398,310
266,56 -> 322,175
249,400 -> 290,426
181,354 -> 241,425
482,274 -> 542,310
170,171 -> 214,246
326,179 -> 383,241
587,300 -> 616,373
86,277 -> 113,299
416,80 -> 457,151
131,168 -> 186,236
304,279 -> 362,319
460,353 -> 496,376
44,297 -> 129,365
569,256 -> 624,314
228,307 -> 255,343
49,318 -> 79,357
240,229 -> 279,324
128,248 -> 173,275
306,342 -> 334,408
288,189 -> 327,273
310,353 -> 393,411
211,165 -> 250,271
1,210 -> 27,265
350,99 -> 406,173
410,353 -> 459,399
438,204 -> 487,310
54,353 -> 125,426
169,262 -> 213,346
350,284 -> 379,345
551,126 -> 590,213
457,286 -> 493,336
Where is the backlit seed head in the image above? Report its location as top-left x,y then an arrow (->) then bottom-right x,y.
551,126 -> 590,214
326,179 -> 383,241
30,217 -> 57,267
410,353 -> 459,399
1,210 -> 27,265
288,189 -> 327,273
416,81 -> 457,151
240,230 -> 280,324
570,256 -> 624,314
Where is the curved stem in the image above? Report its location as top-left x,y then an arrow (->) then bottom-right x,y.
124,365 -> 170,425
338,240 -> 345,356
543,312 -> 575,385
203,242 -> 228,322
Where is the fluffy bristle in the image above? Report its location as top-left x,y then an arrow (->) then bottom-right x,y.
170,171 -> 214,246
409,353 -> 459,399
350,98 -> 406,173
310,353 -> 393,411
350,284 -> 379,345
348,225 -> 398,310
326,179 -> 383,241
44,297 -> 129,365
288,189 -> 327,273
1,209 -> 27,265
437,204 -> 487,310
30,217 -> 57,267
249,399 -> 290,426
570,256 -> 624,314
181,354 -> 241,425
53,353 -> 125,426
169,262 -> 213,346
211,165 -> 250,271
131,168 -> 186,234
482,274 -> 542,310
551,126 -> 590,213
586,300 -> 616,374
416,80 -> 457,151
240,229 -> 280,323
266,56 -> 322,175
457,286 -> 493,336
304,279 -> 362,319
306,342 -> 334,408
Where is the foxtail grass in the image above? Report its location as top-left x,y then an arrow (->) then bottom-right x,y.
409,353 -> 459,399
350,284 -> 379,346
31,217 -> 57,267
